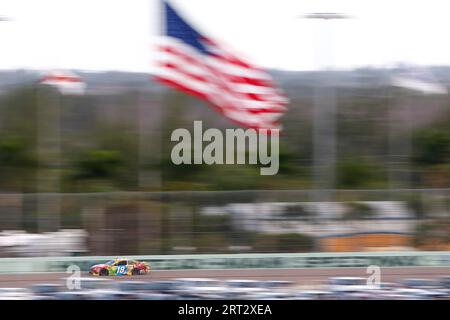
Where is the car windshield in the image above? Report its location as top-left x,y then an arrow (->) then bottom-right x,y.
105,260 -> 115,266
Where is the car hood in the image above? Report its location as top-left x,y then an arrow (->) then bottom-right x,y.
91,264 -> 108,269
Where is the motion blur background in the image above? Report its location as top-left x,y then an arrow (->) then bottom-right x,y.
0,0 -> 449,259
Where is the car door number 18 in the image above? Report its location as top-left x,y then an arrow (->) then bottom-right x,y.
116,266 -> 127,275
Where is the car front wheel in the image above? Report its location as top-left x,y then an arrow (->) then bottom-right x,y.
99,269 -> 109,276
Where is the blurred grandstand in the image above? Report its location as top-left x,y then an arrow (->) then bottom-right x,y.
1,275 -> 450,300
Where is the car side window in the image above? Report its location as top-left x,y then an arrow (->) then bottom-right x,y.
117,260 -> 127,266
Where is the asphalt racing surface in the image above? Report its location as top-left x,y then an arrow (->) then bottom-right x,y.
0,267 -> 449,288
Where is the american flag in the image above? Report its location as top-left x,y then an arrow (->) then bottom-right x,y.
40,70 -> 86,95
152,1 -> 288,132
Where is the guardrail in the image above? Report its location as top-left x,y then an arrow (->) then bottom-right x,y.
0,251 -> 449,274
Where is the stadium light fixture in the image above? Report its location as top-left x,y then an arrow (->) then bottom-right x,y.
301,13 -> 354,20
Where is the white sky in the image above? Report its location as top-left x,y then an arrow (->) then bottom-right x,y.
1,0 -> 450,72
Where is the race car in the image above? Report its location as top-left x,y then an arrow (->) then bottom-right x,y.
89,258 -> 150,276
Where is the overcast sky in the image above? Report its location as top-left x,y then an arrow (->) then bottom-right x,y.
1,0 -> 450,72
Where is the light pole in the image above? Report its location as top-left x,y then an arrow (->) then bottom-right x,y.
302,13 -> 352,20
300,13 -> 353,206
36,83 -> 62,233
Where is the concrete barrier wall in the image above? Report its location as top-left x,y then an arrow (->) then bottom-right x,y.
0,251 -> 449,274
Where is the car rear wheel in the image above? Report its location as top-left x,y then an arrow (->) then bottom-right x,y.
132,268 -> 140,276
99,269 -> 109,276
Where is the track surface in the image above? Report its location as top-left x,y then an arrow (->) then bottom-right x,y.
0,267 -> 449,288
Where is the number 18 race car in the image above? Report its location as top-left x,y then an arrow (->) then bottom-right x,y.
89,258 -> 150,276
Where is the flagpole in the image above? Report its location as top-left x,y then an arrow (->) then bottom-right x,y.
138,0 -> 166,254
157,0 -> 176,254
387,79 -> 397,194
151,0 -> 165,190
158,0 -> 168,254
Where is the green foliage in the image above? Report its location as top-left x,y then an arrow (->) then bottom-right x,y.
1,83 -> 450,192
160,150 -> 210,184
0,86 -> 38,137
74,150 -> 123,180
66,120 -> 140,191
414,128 -> 450,166
0,135 -> 36,191
337,159 -> 381,189
0,136 -> 35,168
